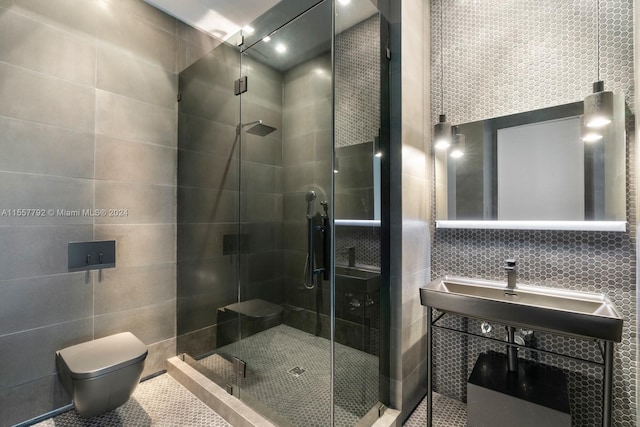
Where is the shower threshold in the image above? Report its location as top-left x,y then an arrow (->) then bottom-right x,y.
169,325 -> 391,427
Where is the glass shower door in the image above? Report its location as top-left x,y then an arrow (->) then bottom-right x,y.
230,1 -> 335,424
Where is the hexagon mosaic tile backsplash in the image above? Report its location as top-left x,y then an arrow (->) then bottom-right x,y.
430,1 -> 636,426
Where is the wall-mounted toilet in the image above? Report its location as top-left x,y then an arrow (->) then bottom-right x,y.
56,332 -> 148,417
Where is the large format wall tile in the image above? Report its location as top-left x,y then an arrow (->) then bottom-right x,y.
96,1 -> 176,72
178,113 -> 238,157
177,187 -> 238,224
0,373 -> 69,427
96,90 -> 177,147
94,263 -> 176,315
95,135 -> 176,186
178,149 -> 238,190
0,117 -> 94,179
94,224 -> 176,268
0,318 -> 92,389
0,172 -> 93,226
97,45 -> 178,108
0,7 -> 96,85
0,272 -> 92,337
94,300 -> 176,345
0,0 -> 99,38
0,225 -> 92,281
95,181 -> 176,224
0,61 -> 95,131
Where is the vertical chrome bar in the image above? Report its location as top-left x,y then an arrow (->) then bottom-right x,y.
603,340 -> 613,427
427,307 -> 433,427
307,215 -> 315,286
506,326 -> 518,372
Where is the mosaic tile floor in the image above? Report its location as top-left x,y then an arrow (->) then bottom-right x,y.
199,324 -> 379,427
34,374 -> 230,427
403,392 -> 467,427
34,328 -> 462,427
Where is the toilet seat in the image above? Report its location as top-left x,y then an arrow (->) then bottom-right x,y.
57,332 -> 147,379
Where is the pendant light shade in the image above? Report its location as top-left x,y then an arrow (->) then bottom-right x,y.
433,0 -> 451,151
450,126 -> 465,158
434,114 -> 452,150
584,0 -> 613,131
581,114 -> 604,143
584,81 -> 613,129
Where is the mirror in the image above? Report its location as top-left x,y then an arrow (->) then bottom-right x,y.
435,98 -> 626,229
334,0 -> 383,222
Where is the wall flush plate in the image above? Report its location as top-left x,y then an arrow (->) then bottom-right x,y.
68,240 -> 116,272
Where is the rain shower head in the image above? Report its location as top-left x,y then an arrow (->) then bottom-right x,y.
241,120 -> 277,137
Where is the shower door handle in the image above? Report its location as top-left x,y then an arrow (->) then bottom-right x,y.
322,215 -> 330,281
307,215 -> 316,286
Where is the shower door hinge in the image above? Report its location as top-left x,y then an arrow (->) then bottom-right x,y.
386,47 -> 391,60
237,34 -> 244,47
234,76 -> 248,96
176,92 -> 182,102
377,403 -> 387,417
225,383 -> 234,395
233,357 -> 247,379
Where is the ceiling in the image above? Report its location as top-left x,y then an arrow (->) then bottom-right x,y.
145,0 -> 378,71
144,0 -> 281,41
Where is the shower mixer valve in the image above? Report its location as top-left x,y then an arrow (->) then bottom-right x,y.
304,192 -> 330,289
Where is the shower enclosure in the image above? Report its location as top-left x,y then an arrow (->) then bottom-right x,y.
176,1 -> 389,425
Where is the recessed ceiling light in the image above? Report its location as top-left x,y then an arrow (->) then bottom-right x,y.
275,43 -> 287,53
338,0 -> 351,5
242,25 -> 255,34
263,36 -> 271,42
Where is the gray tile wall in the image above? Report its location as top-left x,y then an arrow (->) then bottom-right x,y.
429,1 -> 636,426
385,0 -> 432,420
281,53 -> 333,321
335,14 -> 380,148
0,1 -> 219,425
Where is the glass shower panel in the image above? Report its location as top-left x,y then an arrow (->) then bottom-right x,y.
231,1 -> 335,424
333,0 -> 388,424
176,39 -> 243,386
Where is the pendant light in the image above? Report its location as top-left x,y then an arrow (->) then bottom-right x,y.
450,126 -> 465,158
434,0 -> 451,150
583,0 -> 613,131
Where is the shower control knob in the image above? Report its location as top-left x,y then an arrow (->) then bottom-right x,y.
480,321 -> 493,335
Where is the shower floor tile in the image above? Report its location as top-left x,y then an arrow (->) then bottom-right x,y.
403,392 -> 467,427
34,374 -> 230,427
199,324 -> 379,427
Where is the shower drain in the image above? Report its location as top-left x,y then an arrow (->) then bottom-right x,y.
289,367 -> 306,377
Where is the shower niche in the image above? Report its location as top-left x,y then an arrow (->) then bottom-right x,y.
175,0 -> 389,425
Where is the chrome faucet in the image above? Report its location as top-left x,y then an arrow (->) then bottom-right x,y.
343,247 -> 356,267
505,259 -> 517,290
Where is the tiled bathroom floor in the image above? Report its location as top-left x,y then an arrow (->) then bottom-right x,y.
403,392 -> 467,427
34,374 -> 230,427
35,345 -> 463,427
200,324 -> 379,426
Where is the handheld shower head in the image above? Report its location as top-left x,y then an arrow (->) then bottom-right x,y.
305,191 -> 316,217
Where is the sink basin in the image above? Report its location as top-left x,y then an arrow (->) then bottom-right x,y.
336,266 -> 380,294
420,276 -> 623,342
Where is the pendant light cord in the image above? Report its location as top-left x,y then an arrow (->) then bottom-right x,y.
596,0 -> 600,81
440,0 -> 444,115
